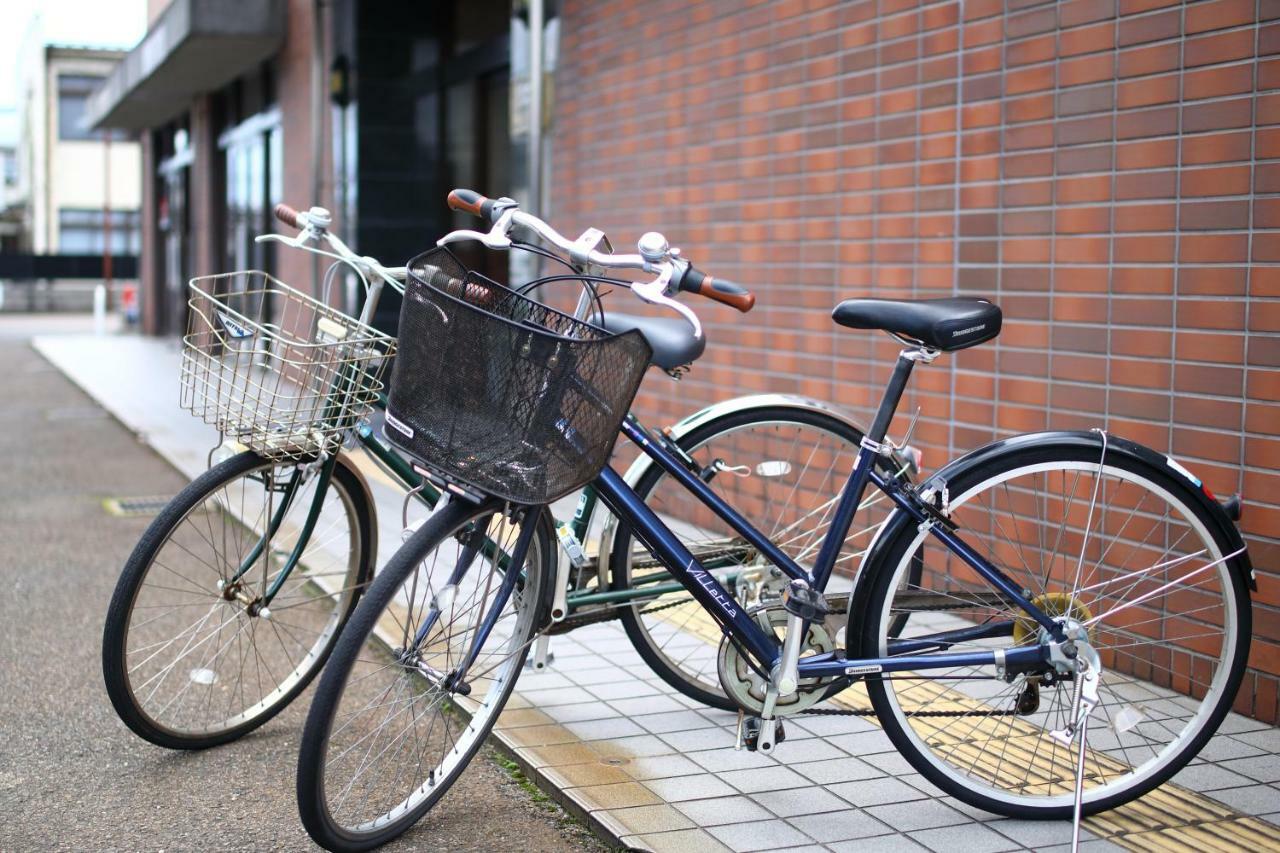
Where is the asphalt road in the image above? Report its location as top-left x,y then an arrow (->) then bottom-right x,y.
0,337 -> 607,852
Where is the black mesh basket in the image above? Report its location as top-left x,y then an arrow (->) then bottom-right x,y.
384,246 -> 653,505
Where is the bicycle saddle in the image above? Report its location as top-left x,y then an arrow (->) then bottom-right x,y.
591,311 -> 707,370
831,297 -> 1002,351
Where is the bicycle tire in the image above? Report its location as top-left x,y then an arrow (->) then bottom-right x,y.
858,440 -> 1251,818
297,499 -> 552,852
103,450 -> 373,749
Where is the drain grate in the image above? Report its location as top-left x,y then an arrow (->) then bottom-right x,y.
103,496 -> 172,517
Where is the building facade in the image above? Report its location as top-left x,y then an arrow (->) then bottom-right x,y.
92,0 -> 1278,724
12,43 -> 141,256
552,0 -> 1280,723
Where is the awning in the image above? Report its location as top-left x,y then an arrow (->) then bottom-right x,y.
87,0 -> 286,132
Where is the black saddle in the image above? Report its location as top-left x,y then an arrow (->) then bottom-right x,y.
592,312 -> 706,370
831,297 -> 1002,352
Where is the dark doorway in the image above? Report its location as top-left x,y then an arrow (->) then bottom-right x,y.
345,0 -> 512,331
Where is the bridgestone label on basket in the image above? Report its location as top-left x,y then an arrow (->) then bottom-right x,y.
384,246 -> 652,505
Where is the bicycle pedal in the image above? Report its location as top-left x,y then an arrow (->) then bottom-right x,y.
741,716 -> 786,753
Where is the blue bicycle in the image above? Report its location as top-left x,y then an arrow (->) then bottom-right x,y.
296,191 -> 1254,852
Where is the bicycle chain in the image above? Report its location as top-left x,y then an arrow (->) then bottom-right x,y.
800,706 -> 1016,718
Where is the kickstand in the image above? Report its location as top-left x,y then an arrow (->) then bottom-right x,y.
526,633 -> 554,672
1070,713 -> 1089,853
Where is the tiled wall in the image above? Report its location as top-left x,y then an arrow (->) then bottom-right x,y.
552,0 -> 1280,722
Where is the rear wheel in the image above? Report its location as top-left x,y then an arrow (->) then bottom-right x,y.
611,407 -> 902,710
859,443 -> 1250,817
297,499 -> 551,852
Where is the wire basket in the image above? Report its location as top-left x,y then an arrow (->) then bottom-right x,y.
181,271 -> 397,460
384,247 -> 652,505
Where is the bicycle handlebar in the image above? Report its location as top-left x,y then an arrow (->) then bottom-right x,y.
274,203 -> 302,229
677,266 -> 755,313
441,188 -> 755,333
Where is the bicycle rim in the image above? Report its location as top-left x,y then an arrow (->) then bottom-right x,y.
864,451 -> 1247,815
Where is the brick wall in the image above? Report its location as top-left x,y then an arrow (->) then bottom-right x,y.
552,0 -> 1280,722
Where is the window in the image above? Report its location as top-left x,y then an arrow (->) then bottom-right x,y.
1,149 -> 14,186
58,208 -> 141,254
57,74 -> 126,141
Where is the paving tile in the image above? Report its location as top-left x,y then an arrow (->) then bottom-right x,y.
659,727 -> 739,754
572,780 -> 663,810
643,774 -> 737,802
826,729 -> 899,757
1215,712 -> 1275,735
827,835 -> 929,852
519,741 -> 604,769
1170,761 -> 1259,792
1202,783 -> 1280,814
718,765 -> 810,794
1192,736 -> 1266,762
990,818 -> 1097,848
498,723 -> 579,748
519,686 -> 600,707
1218,755 -> 1280,784
772,735 -> 846,762
609,694 -> 689,717
793,756 -> 885,785
705,818 -> 815,852
686,746 -> 780,773
517,670 -> 576,690
627,827 -> 730,853
1039,839 -> 1124,852
600,803 -> 696,836
1232,727 -> 1280,753
794,713 -> 881,737
541,701 -> 623,723
588,679 -> 665,700
623,753 -> 706,781
565,716 -> 647,742
788,809 -> 894,843
538,759 -> 632,789
748,786 -> 848,818
635,709 -> 723,734
493,706 -> 555,729
673,795 -> 773,827
592,734 -> 678,759
571,667 -> 637,686
864,799 -> 969,832
829,776 -> 930,807
910,822 -> 1022,853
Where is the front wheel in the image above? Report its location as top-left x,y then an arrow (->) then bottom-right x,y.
859,442 -> 1251,818
297,499 -> 552,852
103,451 -> 372,749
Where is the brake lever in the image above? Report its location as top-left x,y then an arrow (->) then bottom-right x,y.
632,269 -> 703,339
436,209 -> 515,250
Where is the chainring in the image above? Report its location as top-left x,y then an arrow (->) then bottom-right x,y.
717,603 -> 837,716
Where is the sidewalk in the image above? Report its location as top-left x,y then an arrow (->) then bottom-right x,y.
35,331 -> 1280,853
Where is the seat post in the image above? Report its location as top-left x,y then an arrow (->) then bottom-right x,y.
866,346 -> 934,446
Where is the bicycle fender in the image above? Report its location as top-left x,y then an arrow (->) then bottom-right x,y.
844,429 -> 1256,654
334,451 -> 379,585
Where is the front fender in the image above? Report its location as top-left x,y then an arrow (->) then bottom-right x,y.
844,430 -> 1256,640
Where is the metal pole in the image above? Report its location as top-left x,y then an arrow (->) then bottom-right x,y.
528,0 -> 544,218
103,129 -> 113,306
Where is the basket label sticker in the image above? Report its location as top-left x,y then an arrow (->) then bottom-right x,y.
217,311 -> 254,339
384,412 -> 414,439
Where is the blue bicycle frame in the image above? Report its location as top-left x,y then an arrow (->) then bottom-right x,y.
591,351 -> 1067,683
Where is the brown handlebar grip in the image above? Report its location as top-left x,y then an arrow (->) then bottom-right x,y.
447,188 -> 489,218
274,203 -> 301,228
696,275 -> 756,313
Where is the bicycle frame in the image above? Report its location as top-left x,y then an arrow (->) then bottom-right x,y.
590,355 -> 1068,680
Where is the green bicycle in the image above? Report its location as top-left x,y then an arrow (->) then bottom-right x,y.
101,202 -> 916,748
